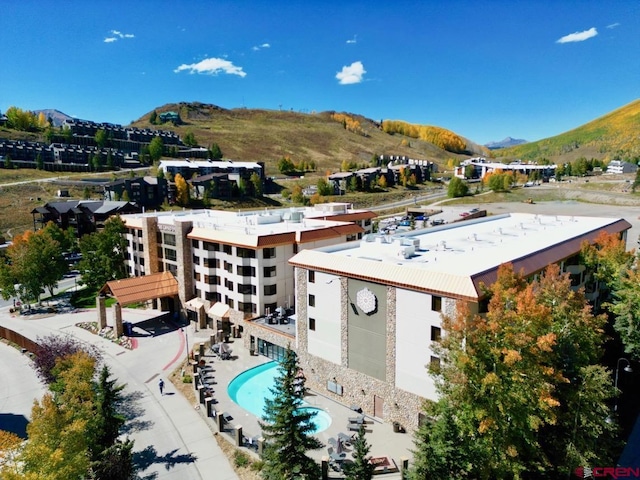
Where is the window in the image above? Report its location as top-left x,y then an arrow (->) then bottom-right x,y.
192,239 -> 200,249
431,295 -> 442,312
237,247 -> 256,259
204,241 -> 220,252
137,230 -> 142,238
238,302 -> 256,314
163,233 -> 176,246
167,263 -> 177,276
223,244 -> 232,255
226,297 -> 234,309
309,318 -> 316,331
309,294 -> 315,307
237,265 -> 256,277
194,272 -> 201,282
224,261 -> 233,273
264,284 -> 277,296
206,291 -> 221,302
430,326 -> 441,342
204,258 -> 219,268
263,247 -> 276,259
157,246 -> 163,258
204,275 -> 220,285
225,280 -> 234,291
308,271 -> 315,283
164,248 -> 177,262
263,266 -> 276,277
293,244 -> 298,254
238,284 -> 256,295
192,255 -> 200,265
138,244 -> 144,252
430,356 -> 441,373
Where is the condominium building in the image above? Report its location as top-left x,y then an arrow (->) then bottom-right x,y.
286,213 -> 630,431
120,203 -> 375,331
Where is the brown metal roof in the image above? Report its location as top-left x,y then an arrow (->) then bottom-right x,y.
100,271 -> 178,306
297,224 -> 363,243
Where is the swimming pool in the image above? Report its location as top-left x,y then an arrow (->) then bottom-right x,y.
228,361 -> 331,433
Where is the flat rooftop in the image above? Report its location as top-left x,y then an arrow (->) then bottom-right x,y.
122,205 -> 369,243
290,213 -> 631,300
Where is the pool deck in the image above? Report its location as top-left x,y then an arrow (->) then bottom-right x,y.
191,330 -> 414,477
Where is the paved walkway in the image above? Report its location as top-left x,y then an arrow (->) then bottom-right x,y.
0,305 -> 238,480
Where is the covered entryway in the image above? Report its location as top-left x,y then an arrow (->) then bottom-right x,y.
208,302 -> 231,341
184,297 -> 211,330
98,272 -> 179,337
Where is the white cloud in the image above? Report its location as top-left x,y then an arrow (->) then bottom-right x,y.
336,61 -> 366,85
174,57 -> 247,77
556,27 -> 598,44
252,43 -> 271,51
346,35 -> 357,44
104,29 -> 135,43
607,22 -> 620,29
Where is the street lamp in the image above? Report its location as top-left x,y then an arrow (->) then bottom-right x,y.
614,357 -> 633,412
181,327 -> 189,363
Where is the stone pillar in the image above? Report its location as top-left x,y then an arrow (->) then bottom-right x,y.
216,412 -> 224,432
197,385 -> 206,404
97,296 -> 107,329
199,342 -> 205,358
193,371 -> 200,391
234,425 -> 243,447
113,303 -> 123,337
205,397 -> 215,417
400,456 -> 409,476
257,437 -> 264,456
198,306 -> 206,330
321,457 -> 329,480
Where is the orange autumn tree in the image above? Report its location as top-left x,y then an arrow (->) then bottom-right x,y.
412,263 -> 616,480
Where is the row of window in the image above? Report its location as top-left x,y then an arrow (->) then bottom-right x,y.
191,239 -> 277,259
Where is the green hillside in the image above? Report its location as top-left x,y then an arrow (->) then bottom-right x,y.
131,102 -> 483,175
496,99 -> 640,163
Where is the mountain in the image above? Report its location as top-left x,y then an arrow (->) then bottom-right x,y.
33,109 -> 74,127
495,99 -> 640,162
130,102 -> 487,173
485,137 -> 527,150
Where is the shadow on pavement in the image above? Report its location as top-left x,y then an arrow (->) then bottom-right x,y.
133,445 -> 197,473
120,390 -> 154,435
0,413 -> 29,438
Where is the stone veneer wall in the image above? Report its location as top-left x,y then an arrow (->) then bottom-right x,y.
175,219 -> 193,316
141,216 -> 159,275
293,267 -> 424,433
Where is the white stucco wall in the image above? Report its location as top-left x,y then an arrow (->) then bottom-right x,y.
307,272 -> 342,364
395,288 -> 439,400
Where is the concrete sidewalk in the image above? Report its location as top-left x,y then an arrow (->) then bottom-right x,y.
0,306 -> 238,480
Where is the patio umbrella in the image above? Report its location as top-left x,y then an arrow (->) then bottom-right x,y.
337,437 -> 343,454
275,306 -> 286,316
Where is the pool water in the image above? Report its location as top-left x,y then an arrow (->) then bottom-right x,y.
228,361 -> 331,433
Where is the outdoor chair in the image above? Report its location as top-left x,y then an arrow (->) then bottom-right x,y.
348,414 -> 365,424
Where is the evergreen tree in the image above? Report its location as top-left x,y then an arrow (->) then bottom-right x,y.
36,152 -> 44,170
259,347 -> 323,479
343,424 -> 375,480
209,143 -> 223,160
149,110 -> 158,125
250,172 -> 263,197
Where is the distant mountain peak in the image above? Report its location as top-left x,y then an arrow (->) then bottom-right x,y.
33,109 -> 74,127
485,137 -> 527,149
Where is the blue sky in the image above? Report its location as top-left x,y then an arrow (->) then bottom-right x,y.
1,1 -> 638,144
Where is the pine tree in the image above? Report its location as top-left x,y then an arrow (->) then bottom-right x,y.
259,347 -> 323,479
343,424 -> 375,480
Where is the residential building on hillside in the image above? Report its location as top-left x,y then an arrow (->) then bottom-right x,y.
120,203 -> 376,333
103,176 -> 169,208
282,213 -> 630,432
454,157 -> 557,180
606,160 -> 638,174
158,159 -> 264,185
31,200 -> 140,237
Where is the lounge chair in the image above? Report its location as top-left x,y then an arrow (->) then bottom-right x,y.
348,414 -> 365,424
338,432 -> 354,444
347,423 -> 360,432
